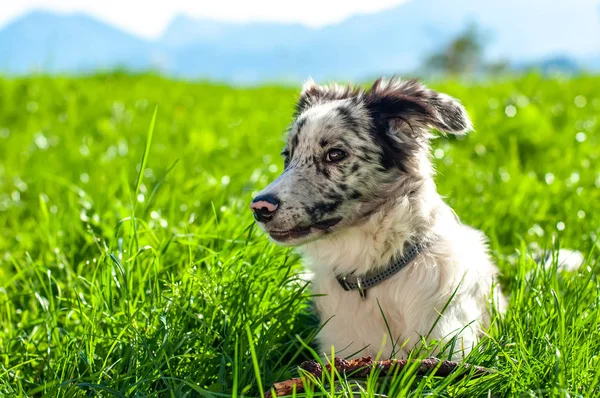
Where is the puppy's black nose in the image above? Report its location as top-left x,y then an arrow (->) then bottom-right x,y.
250,194 -> 280,223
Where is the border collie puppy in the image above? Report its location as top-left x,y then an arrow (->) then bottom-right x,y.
250,77 -> 505,359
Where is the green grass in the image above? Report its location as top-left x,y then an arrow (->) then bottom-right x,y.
0,72 -> 599,397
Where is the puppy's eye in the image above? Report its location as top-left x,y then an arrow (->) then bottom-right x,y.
325,149 -> 347,163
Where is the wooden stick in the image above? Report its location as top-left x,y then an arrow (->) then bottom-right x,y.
265,356 -> 495,397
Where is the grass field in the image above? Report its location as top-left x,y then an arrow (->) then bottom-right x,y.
0,73 -> 599,397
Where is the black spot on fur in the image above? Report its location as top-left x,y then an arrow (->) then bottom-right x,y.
339,183 -> 348,192
319,139 -> 329,147
325,192 -> 344,202
281,149 -> 290,168
312,156 -> 329,179
356,153 -> 373,163
295,117 -> 307,134
349,190 -> 361,200
337,105 -> 360,132
306,201 -> 341,222
351,163 -> 360,173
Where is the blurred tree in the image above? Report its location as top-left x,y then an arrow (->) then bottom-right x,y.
423,23 -> 508,78
424,24 -> 484,76
485,60 -> 510,76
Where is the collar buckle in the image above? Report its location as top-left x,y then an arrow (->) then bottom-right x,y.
337,275 -> 351,291
356,277 -> 367,300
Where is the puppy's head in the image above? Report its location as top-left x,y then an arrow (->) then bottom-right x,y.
251,77 -> 472,246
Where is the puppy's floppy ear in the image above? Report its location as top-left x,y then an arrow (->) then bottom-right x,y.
365,78 -> 473,136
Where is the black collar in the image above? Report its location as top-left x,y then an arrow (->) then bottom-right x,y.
335,240 -> 432,299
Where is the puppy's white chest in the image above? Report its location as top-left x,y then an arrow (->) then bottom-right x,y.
312,278 -> 410,358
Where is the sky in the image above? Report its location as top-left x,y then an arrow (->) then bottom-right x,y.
0,0 -> 408,39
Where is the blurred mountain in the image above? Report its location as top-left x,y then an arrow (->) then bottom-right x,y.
0,11 -> 163,73
514,56 -> 583,75
1,0 -> 599,82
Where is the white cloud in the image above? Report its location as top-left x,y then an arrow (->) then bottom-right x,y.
0,0 -> 407,39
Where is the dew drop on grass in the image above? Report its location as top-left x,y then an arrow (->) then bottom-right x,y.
14,178 -> 27,191
137,193 -> 145,203
434,148 -> 444,159
528,224 -> 545,237
578,210 -> 586,219
11,191 -> 20,202
159,219 -> 168,228
557,222 -> 565,231
105,146 -> 117,160
583,120 -> 595,132
118,140 -> 128,156
545,173 -> 555,185
574,95 -> 587,108
34,133 -> 49,150
80,173 -> 89,183
516,95 -> 530,108
570,172 -> 580,184
221,175 -> 231,186
575,132 -> 587,142
505,105 -> 517,117
475,144 -> 486,156
268,164 -> 279,173
250,169 -> 262,183
150,211 -> 159,219
144,168 -> 154,179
